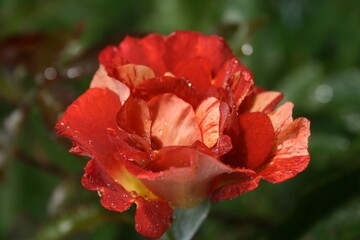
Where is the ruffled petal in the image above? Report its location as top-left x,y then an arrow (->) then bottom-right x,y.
268,102 -> 294,133
213,58 -> 253,107
173,56 -> 212,94
135,198 -> 173,239
90,65 -> 130,104
209,175 -> 260,201
196,97 -> 220,148
112,64 -> 155,89
82,160 -> 134,212
117,34 -> 167,75
56,88 -> 120,160
116,96 -> 152,144
258,103 -> 310,183
165,31 -> 234,74
140,146 -> 234,208
56,88 -> 137,211
246,91 -> 283,114
98,45 -> 123,66
148,93 -> 202,148
134,76 -> 200,108
211,135 -> 233,156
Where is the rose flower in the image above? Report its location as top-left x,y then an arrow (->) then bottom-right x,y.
56,31 -> 310,239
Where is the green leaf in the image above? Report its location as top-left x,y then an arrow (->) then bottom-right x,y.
170,200 -> 210,240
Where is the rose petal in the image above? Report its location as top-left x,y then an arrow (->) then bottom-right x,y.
56,88 -> 137,211
258,103 -> 311,183
134,76 -> 200,108
209,175 -> 260,201
211,135 -> 233,156
268,102 -> 294,133
247,91 -> 284,114
113,64 -> 155,89
98,45 -> 124,66
117,34 -> 167,75
237,112 -> 275,170
56,88 -> 120,160
173,57 -> 212,94
196,97 -> 221,148
135,198 -> 173,239
108,128 -> 153,167
213,58 -> 253,107
148,93 -> 202,148
140,147 -> 234,208
166,31 -> 234,74
116,96 -> 152,144
90,65 -> 130,104
82,160 -> 134,212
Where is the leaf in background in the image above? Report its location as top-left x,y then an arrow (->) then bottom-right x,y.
301,198 -> 360,240
266,167 -> 360,240
34,206 -> 132,240
0,109 -> 24,178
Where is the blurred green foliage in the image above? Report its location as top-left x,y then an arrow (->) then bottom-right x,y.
1,0 -> 360,239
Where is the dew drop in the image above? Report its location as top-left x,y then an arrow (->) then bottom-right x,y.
164,122 -> 168,126
158,129 -> 163,135
60,122 -> 65,126
188,83 -> 192,87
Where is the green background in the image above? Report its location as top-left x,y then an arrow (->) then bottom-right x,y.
1,0 -> 360,239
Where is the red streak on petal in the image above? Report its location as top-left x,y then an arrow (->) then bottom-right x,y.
243,91 -> 284,114
113,64 -> 155,89
196,97 -> 221,148
259,113 -> 310,182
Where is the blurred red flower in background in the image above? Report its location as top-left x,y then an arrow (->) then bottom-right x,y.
56,31 -> 310,239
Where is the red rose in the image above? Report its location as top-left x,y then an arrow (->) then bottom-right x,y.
56,31 -> 310,239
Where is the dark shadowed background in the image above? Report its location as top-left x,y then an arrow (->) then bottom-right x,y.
1,0 -> 360,239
